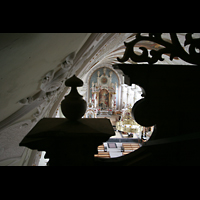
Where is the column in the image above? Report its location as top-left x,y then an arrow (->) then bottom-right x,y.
112,92 -> 116,110
121,85 -> 127,108
109,93 -> 111,108
94,92 -> 96,108
127,86 -> 133,106
121,84 -> 125,109
96,92 -> 99,109
128,86 -> 134,107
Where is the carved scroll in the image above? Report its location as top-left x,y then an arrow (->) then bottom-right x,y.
117,33 -> 200,65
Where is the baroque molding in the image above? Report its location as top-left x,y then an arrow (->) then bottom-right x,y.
0,119 -> 35,165
0,34 -> 108,131
0,34 -> 105,132
19,51 -> 76,105
0,33 -> 133,132
0,52 -> 76,131
117,33 -> 200,65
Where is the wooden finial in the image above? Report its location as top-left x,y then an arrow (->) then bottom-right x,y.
61,75 -> 87,121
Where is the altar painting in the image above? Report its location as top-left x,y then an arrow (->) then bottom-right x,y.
99,89 -> 109,110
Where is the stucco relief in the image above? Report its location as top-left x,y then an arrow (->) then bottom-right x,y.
19,51 -> 76,105
0,119 -> 35,166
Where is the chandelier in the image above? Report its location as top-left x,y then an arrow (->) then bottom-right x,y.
116,104 -> 142,134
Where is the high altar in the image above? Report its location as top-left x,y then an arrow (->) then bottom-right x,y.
90,67 -> 117,115
81,65 -> 142,119
55,65 -> 142,119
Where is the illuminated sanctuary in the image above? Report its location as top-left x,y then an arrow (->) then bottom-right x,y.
81,64 -> 143,120
55,64 -> 143,125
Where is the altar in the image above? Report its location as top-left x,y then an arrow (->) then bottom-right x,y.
99,110 -> 109,115
82,65 -> 142,120
90,67 -> 118,113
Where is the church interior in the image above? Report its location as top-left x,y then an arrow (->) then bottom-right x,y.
0,33 -> 200,166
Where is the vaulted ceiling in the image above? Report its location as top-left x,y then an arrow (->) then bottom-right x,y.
0,33 -> 199,165
0,33 -> 198,129
0,33 -> 134,126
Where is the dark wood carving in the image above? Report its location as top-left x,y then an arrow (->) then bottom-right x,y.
20,76 -> 115,166
117,33 -> 200,65
94,33 -> 200,166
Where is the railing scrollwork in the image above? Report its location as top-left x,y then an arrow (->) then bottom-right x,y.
117,33 -> 200,65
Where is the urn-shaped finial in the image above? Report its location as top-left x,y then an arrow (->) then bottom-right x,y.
61,75 -> 87,121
